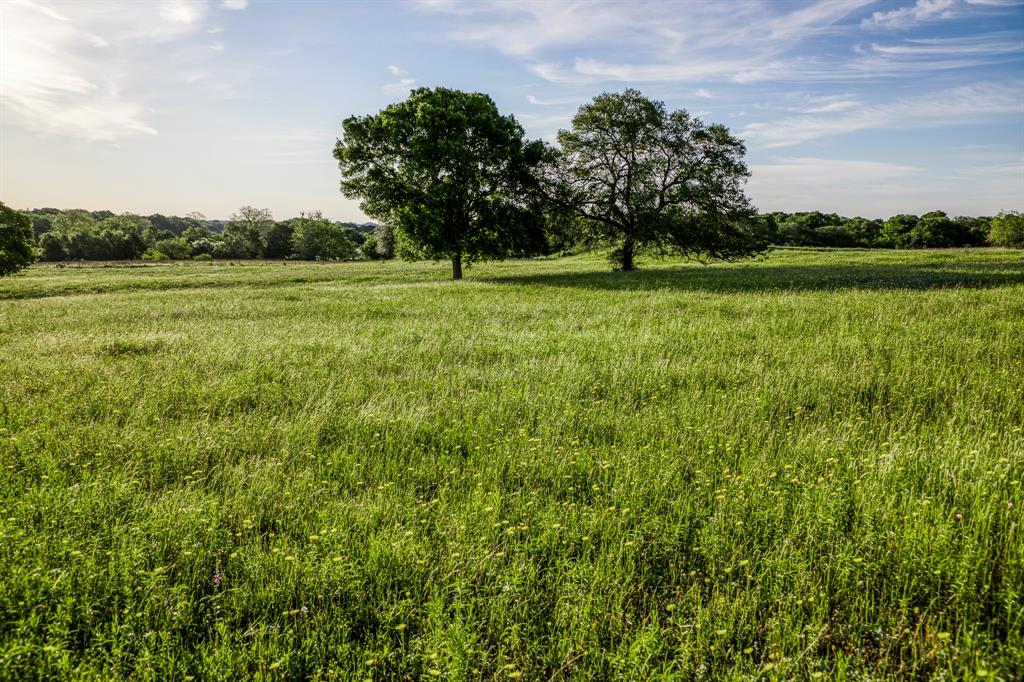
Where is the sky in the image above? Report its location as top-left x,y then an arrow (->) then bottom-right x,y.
1,0 -> 1022,221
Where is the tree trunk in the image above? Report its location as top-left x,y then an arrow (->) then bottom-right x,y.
621,237 -> 636,271
451,252 -> 463,280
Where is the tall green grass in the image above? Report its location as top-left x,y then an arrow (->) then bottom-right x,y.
1,248 -> 1022,680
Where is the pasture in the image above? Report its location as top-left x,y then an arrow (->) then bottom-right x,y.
1,248 -> 1022,680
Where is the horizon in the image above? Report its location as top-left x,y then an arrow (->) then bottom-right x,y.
2,0 -> 1023,222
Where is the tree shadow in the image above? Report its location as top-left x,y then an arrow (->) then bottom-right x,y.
482,260 -> 1024,293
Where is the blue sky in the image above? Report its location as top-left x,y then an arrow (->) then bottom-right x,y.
2,0 -> 1022,221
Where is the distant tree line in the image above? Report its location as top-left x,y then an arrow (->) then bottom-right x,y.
8,203 -> 1021,270
20,206 -> 394,262
761,210 -> 1020,249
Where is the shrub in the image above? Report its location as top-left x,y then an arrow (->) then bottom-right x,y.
141,248 -> 169,261
193,252 -> 214,262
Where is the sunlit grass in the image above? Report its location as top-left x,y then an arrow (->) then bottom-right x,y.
1,248 -> 1022,679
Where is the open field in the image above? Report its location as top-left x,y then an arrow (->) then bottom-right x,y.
1,248 -> 1022,680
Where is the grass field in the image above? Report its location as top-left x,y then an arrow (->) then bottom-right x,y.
1,248 -> 1022,680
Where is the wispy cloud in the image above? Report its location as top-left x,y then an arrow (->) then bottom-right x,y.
0,0 -> 229,141
525,94 -> 582,106
533,57 -> 794,84
415,0 -> 875,83
415,0 -> 876,57
221,0 -> 248,9
415,0 -> 1021,86
742,81 -> 1023,147
869,33 -> 1024,56
861,0 -> 957,29
382,65 -> 416,96
411,0 -> 651,58
799,94 -> 862,113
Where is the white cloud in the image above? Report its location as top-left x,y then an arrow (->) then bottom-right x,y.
742,82 -> 1023,148
525,94 -> 581,106
221,0 -> 248,9
382,66 -> 416,96
870,34 -> 1024,56
799,94 -> 862,113
416,0 -> 875,57
766,0 -> 877,39
0,0 -> 225,141
695,88 -> 714,98
417,0 -> 1021,87
416,0 -> 877,84
860,0 -> 957,29
412,0 -> 645,57
534,57 -> 793,84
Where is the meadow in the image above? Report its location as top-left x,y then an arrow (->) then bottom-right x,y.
1,248 -> 1022,680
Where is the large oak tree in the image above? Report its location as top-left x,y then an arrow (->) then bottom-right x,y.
334,87 -> 546,280
548,89 -> 765,271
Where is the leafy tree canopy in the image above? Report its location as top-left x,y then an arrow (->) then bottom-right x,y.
334,87 -> 547,279
223,206 -> 274,259
546,89 -> 764,271
291,211 -> 354,261
0,201 -> 38,276
989,211 -> 1024,248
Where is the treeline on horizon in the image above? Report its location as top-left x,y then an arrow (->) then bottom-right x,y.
21,207 -> 390,263
19,205 -> 1024,263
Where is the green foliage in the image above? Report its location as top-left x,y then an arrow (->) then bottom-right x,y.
223,206 -> 274,258
360,233 -> 381,260
36,211 -> 154,260
0,201 -> 38,276
154,237 -> 193,260
844,216 -> 884,246
20,205 -> 1006,262
263,221 -> 295,259
955,215 -> 992,246
51,208 -> 98,234
188,237 -> 220,257
905,211 -> 959,248
38,231 -> 68,261
989,211 -> 1024,248
27,209 -> 59,239
1,250 -> 1022,679
290,211 -> 355,261
192,252 -> 214,262
334,87 -> 547,279
140,247 -> 169,261
373,223 -> 395,259
550,89 -> 764,271
766,211 -> 991,249
880,214 -> 920,248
